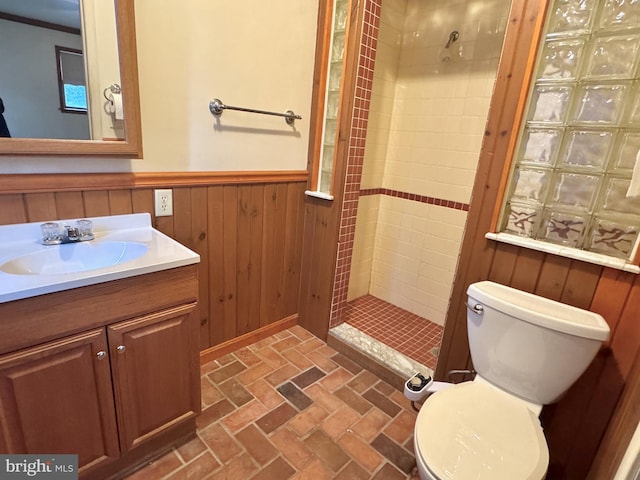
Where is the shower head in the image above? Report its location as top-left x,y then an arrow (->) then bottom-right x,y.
440,30 -> 460,62
445,31 -> 459,49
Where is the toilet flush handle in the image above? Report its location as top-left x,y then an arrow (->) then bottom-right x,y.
466,303 -> 484,315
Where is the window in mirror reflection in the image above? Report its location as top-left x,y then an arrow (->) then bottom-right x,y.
55,46 -> 87,113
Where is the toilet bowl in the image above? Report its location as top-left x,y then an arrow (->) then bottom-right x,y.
414,380 -> 548,479
413,281 -> 610,480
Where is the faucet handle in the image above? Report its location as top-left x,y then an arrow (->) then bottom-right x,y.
40,222 -> 61,245
76,219 -> 94,241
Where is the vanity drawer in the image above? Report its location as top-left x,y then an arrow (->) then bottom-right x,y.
0,264 -> 198,355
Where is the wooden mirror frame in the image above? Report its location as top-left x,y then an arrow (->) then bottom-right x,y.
0,0 -> 142,158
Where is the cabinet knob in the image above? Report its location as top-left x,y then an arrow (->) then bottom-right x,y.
96,350 -> 107,360
116,345 -> 126,354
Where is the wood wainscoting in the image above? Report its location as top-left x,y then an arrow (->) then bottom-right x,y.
0,171 -> 307,352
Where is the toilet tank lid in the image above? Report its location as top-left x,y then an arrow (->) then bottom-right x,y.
467,281 -> 610,341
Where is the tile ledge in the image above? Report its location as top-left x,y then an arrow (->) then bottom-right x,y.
485,232 -> 640,274
304,190 -> 334,201
329,323 -> 432,379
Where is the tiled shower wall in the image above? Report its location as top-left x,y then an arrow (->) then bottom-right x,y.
347,0 -> 406,301
348,0 -> 511,325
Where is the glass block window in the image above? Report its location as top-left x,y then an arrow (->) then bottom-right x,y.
309,0 -> 348,197
499,0 -> 640,260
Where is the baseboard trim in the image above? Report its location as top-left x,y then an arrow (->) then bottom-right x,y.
200,314 -> 298,364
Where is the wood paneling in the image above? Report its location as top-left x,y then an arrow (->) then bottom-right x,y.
207,186 -> 226,346
0,194 -> 26,224
0,177 -> 306,352
589,348 -> 640,479
543,271 -> 640,479
83,191 -> 111,217
434,0 -> 640,477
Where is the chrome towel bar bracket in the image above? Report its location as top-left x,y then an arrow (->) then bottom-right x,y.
209,98 -> 302,125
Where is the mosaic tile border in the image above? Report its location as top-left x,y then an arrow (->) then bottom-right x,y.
330,0 -> 382,327
360,189 -> 470,212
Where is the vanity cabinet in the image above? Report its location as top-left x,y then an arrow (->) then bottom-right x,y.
108,304 -> 199,451
0,328 -> 120,471
0,265 -> 200,479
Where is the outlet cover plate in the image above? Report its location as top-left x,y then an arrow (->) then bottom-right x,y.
154,189 -> 173,217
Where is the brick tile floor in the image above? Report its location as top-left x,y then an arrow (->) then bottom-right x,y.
345,295 -> 443,370
125,325 -> 420,480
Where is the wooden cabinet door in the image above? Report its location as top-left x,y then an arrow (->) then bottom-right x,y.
108,303 -> 200,451
0,328 -> 120,474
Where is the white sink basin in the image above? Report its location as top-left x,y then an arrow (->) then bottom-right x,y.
0,213 -> 200,303
0,241 -> 149,275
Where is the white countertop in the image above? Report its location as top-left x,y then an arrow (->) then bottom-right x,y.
0,213 -> 200,303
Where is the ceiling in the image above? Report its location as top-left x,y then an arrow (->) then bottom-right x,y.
0,0 -> 81,29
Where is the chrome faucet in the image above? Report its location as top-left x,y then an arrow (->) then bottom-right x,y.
40,219 -> 94,245
63,225 -> 80,242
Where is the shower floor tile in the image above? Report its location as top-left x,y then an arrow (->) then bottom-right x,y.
344,295 -> 443,371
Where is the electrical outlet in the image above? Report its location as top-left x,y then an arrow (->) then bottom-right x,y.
154,189 -> 173,217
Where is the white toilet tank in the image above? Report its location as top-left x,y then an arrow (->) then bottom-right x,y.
467,281 -> 610,405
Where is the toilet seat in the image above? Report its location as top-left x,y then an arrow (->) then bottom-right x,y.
414,381 -> 549,480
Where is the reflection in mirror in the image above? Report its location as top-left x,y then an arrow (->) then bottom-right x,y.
0,0 -> 140,157
0,0 -> 123,141
0,0 -> 88,139
80,0 -> 125,141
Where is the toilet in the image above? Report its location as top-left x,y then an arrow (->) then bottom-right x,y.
413,281 -> 610,480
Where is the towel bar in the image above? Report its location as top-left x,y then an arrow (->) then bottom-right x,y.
209,98 -> 301,125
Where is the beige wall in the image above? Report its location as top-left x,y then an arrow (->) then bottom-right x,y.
0,1 -> 319,174
349,0 -> 510,325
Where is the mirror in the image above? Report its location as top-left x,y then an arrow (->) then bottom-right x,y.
0,0 -> 141,157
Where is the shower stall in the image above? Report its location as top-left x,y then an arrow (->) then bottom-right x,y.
329,0 -> 512,374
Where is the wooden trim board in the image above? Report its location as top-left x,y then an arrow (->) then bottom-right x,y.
199,314 -> 298,364
0,171 -> 309,194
